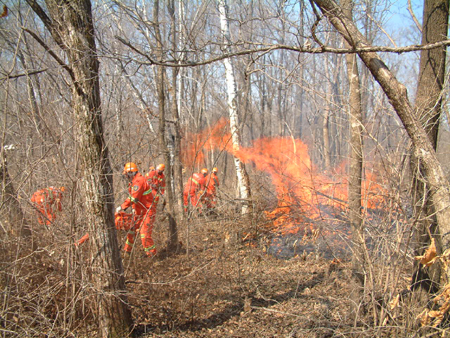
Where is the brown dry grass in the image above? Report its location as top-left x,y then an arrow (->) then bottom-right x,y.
1,204 -> 447,337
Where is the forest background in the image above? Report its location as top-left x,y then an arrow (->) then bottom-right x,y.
1,0 -> 450,337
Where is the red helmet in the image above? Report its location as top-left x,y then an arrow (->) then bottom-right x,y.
123,162 -> 138,174
201,168 -> 208,175
157,163 -> 165,171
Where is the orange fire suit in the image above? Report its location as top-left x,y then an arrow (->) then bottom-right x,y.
122,172 -> 157,257
204,173 -> 220,210
183,173 -> 206,212
146,170 -> 166,212
30,187 -> 63,225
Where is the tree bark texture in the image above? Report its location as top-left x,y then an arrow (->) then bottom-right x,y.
341,0 -> 365,310
168,0 -> 185,212
218,0 -> 252,214
154,0 -> 179,250
27,0 -> 132,336
313,0 -> 450,278
415,0 -> 449,146
411,0 -> 449,291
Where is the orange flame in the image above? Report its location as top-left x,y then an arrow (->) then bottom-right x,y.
181,117 -> 230,169
184,119 -> 391,235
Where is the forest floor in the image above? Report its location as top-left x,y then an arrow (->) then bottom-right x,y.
118,209 -> 421,338
2,204 -> 438,337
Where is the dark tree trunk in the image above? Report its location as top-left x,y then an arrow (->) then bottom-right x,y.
154,0 -> 179,250
26,1 -> 132,336
168,0 -> 185,214
411,0 -> 449,292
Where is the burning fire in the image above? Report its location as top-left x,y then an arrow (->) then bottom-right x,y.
181,117 -> 230,168
182,119 -> 390,236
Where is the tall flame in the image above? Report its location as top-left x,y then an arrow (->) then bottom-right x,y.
182,118 -> 390,234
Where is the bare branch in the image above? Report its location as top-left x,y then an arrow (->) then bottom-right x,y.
309,0 -> 326,49
115,37 -> 450,68
22,28 -> 75,82
115,35 -> 154,64
366,12 -> 397,48
408,0 -> 422,33
24,0 -> 64,48
0,69 -> 47,82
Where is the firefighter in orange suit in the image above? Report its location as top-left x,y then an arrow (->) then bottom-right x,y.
31,186 -> 65,225
116,162 -> 157,257
183,168 -> 208,213
146,163 -> 166,214
145,166 -> 155,177
204,167 -> 220,211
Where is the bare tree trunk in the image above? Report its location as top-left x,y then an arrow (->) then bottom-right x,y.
331,55 -> 344,162
169,0 -> 184,212
277,9 -> 287,137
17,48 -> 47,140
26,1 -> 132,336
0,151 -> 31,238
411,0 -> 449,292
153,0 -> 178,250
312,0 -> 450,281
323,58 -> 333,170
218,0 -> 251,215
258,69 -> 267,139
341,0 -> 365,315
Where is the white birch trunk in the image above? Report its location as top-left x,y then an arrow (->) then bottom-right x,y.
218,0 -> 251,214
177,0 -> 186,117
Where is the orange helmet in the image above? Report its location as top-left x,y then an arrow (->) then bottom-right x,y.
60,186 -> 65,192
157,163 -> 165,171
149,166 -> 155,171
123,162 -> 138,174
212,167 -> 218,173
201,168 -> 208,175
